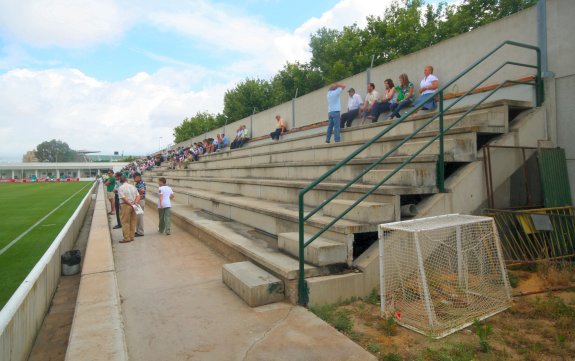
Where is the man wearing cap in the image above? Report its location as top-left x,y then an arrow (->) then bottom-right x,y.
133,172 -> 146,237
340,88 -> 363,129
326,83 -> 346,144
104,170 -> 116,215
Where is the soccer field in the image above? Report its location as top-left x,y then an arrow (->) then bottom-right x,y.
0,182 -> 93,309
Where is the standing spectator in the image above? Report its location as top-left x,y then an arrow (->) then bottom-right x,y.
360,83 -> 380,125
112,172 -> 122,230
326,83 -> 346,144
270,115 -> 288,141
157,177 -> 175,236
133,172 -> 146,237
412,65 -> 439,111
389,73 -> 415,119
104,170 -> 116,215
118,175 -> 140,243
340,88 -> 363,129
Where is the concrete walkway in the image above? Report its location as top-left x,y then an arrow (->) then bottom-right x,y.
112,208 -> 376,361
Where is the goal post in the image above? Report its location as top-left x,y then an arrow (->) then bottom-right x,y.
379,214 -> 512,338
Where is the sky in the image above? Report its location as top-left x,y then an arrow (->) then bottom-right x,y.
0,0 -> 447,161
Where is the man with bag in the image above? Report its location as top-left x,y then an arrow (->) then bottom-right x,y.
118,175 -> 141,243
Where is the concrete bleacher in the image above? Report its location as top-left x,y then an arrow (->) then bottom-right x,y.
142,95 -> 538,305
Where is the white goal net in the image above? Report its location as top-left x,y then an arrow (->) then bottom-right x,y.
379,214 -> 512,338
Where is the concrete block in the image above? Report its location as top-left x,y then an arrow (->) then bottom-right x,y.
222,261 -> 284,307
323,199 -> 395,224
277,232 -> 347,266
363,168 -> 436,187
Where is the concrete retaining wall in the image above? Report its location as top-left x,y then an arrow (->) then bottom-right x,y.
65,183 -> 128,361
0,182 -> 96,361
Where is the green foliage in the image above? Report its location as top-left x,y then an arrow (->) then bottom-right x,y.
377,316 -> 398,336
222,78 -> 274,121
310,304 -> 353,333
35,139 -> 77,162
173,111 -> 227,144
270,62 -> 324,104
473,319 -> 493,352
507,271 -> 520,288
366,343 -> 381,354
532,293 -> 575,320
365,288 -> 380,305
382,353 -> 402,361
421,342 -> 476,361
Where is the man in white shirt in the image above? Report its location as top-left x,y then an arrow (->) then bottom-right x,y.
340,88 -> 363,128
360,82 -> 380,125
157,177 -> 175,235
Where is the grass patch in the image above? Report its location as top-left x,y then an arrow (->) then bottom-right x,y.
310,304 -> 353,333
0,182 -> 92,308
420,342 -> 476,361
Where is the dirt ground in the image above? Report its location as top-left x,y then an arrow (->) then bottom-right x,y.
311,262 -> 575,361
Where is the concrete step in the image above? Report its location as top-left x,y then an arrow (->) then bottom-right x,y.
155,155 -> 441,183
363,166 -> 436,187
195,100 -> 519,163
277,233 -> 348,267
180,129 -> 478,171
146,187 -> 366,244
222,261 -> 285,307
323,199 -> 395,224
144,176 -> 415,213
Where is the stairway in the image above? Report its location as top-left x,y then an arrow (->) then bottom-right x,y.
143,98 -> 536,306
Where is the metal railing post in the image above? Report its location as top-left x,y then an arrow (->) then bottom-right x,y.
298,192 -> 307,305
292,88 -> 298,130
438,92 -> 445,192
535,47 -> 543,107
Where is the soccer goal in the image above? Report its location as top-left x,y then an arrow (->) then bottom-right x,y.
379,214 -> 511,338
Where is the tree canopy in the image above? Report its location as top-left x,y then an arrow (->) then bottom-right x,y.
173,0 -> 536,144
35,139 -> 77,162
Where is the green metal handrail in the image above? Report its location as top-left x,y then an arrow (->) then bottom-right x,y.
297,41 -> 543,305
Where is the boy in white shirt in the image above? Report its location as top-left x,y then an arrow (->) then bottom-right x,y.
157,177 -> 175,235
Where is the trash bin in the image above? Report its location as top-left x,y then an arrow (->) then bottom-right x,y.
61,250 -> 82,276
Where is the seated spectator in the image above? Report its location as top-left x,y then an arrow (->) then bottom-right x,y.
360,82 -> 380,125
389,73 -> 415,119
340,88 -> 363,129
270,115 -> 288,141
370,79 -> 396,121
412,65 -> 439,111
231,125 -> 250,149
215,133 -> 229,151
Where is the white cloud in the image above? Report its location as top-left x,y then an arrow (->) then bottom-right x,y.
0,67 -> 227,160
0,0 -> 423,161
0,0 -> 126,48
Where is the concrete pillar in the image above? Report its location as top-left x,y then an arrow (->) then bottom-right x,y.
11,170 -> 14,179
35,170 -> 38,177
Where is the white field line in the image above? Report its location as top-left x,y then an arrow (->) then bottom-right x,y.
0,183 -> 91,256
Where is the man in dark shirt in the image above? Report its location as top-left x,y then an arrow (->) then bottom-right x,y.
133,172 -> 146,237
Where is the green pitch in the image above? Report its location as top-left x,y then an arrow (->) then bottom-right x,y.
0,182 -> 93,309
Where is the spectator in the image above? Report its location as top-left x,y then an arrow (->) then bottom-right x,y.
113,172 -> 122,230
104,170 -> 116,215
374,78 -> 397,120
360,82 -> 380,125
231,125 -> 250,149
133,172 -> 146,237
118,175 -> 140,243
157,177 -> 175,236
270,115 -> 288,141
340,88 -> 363,129
216,133 -> 229,151
326,83 -> 346,143
389,73 -> 415,119
412,65 -> 439,111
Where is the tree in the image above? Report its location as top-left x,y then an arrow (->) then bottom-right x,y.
270,62 -> 324,104
35,139 -> 76,162
173,112 -> 227,144
222,78 -> 274,121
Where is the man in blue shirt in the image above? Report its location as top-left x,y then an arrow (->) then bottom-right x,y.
326,83 -> 346,143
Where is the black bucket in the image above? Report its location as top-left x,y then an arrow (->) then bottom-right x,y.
61,250 -> 82,276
